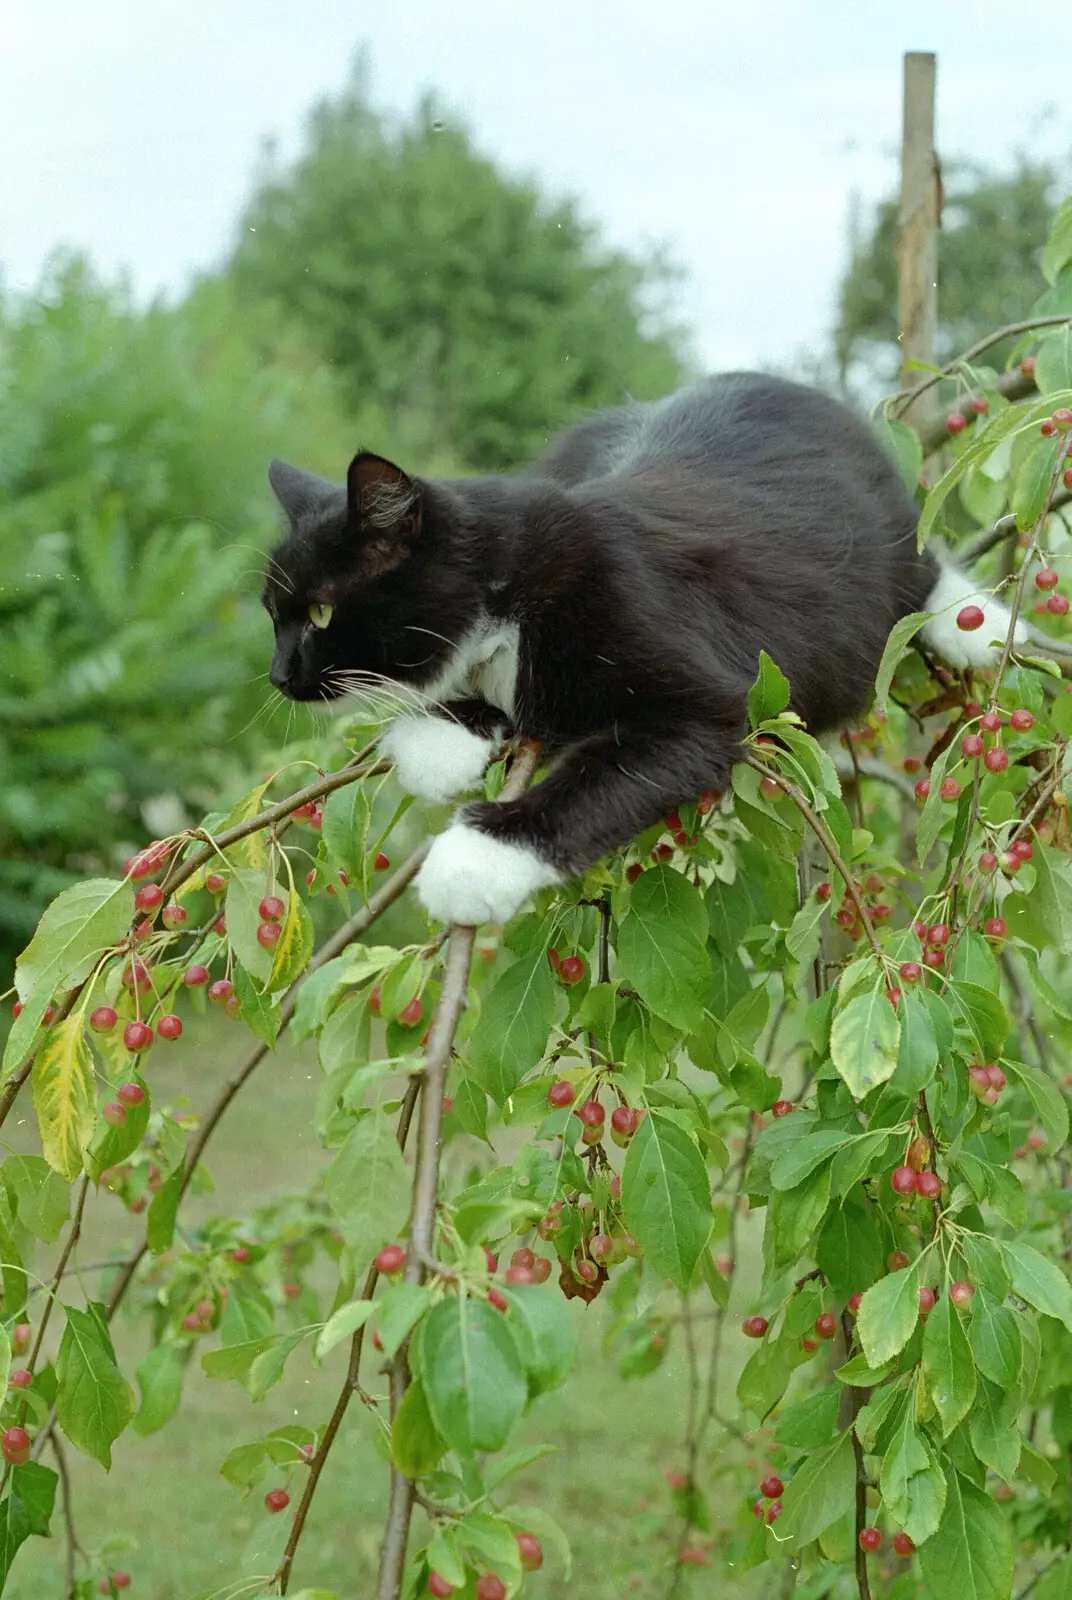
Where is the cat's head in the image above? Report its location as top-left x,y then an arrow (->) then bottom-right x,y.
262,451 -> 475,703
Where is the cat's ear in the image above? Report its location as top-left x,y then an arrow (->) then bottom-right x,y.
268,459 -> 343,522
347,452 -> 421,573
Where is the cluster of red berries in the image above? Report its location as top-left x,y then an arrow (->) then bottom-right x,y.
1033,562 -> 1069,617
890,1162 -> 942,1201
548,949 -> 585,985
750,1472 -> 784,1524
979,834 -> 1033,878
367,987 -> 423,1026
968,1061 -> 1007,1107
428,1539 -> 542,1597
97,1572 -> 133,1593
944,395 -> 990,435
545,1083 -> 641,1150
181,1296 -> 218,1335
823,872 -> 892,943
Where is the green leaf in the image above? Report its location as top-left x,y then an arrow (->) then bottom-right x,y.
468,943 -> 556,1104
133,1342 -> 186,1436
390,1377 -> 447,1478
919,400 -> 1043,547
56,1304 -> 136,1468
499,1503 -> 572,1578
502,1283 -> 577,1397
969,1375 -> 1020,1483
617,865 -> 711,1032
224,866 -> 275,984
325,1110 -> 409,1254
621,1111 -> 713,1289
314,1299 -> 376,1361
747,651 -> 791,728
321,781 -> 372,882
0,1463 -> 57,1589
773,1387 -> 840,1449
1043,201 -> 1072,284
31,1016 -> 96,1181
1038,324 -> 1072,395
1002,1240 -> 1072,1330
202,1336 -> 281,1383
376,1283 -> 431,1362
2,1154 -> 70,1242
267,890 -> 315,993
879,1399 -> 946,1545
874,610 -> 932,714
418,1295 -> 526,1455
815,1200 -> 884,1300
248,1330 -> 308,1401
874,410 -> 924,494
146,1161 -> 185,1255
918,1466 -> 1014,1600
770,1128 -> 851,1191
857,1260 -> 922,1366
1012,434 -> 1063,530
922,1291 -> 977,1436
767,1432 -> 855,1552
946,981 -> 1009,1061
6,877 -> 134,1074
220,1441 -> 268,1491
968,1288 -> 1022,1389
1005,1059 -> 1068,1153
830,988 -> 901,1099
232,964 -> 282,1047
890,992 -> 939,1095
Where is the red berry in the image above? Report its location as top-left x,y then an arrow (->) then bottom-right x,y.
985,748 -> 1009,773
887,987 -> 903,1007
11,1325 -> 30,1355
626,862 -> 644,883
946,412 -> 967,435
919,1286 -> 936,1314
922,947 -> 944,970
1055,408 -> 1072,431
979,850 -> 999,872
369,986 -> 382,1015
374,852 -> 390,872
984,916 -> 1008,940
475,1578 -> 506,1600
531,1256 -> 552,1282
548,1080 -> 575,1109
611,1104 -> 640,1143
743,1315 -> 768,1339
488,1287 -> 509,1312
893,1531 -> 915,1557
940,777 -> 961,801
903,756 -> 922,773
961,734 -> 984,759
917,1170 -> 941,1200
117,1083 -> 145,1107
135,883 -> 164,911
1049,593 -> 1071,615
183,965 -> 210,987
208,980 -> 232,1004
109,1579 -> 131,1593
121,959 -> 150,990
123,1021 -> 153,1052
309,809 -> 323,829
8,1370 -> 30,1389
970,396 -> 988,415
891,1166 -> 917,1196
987,1065 -> 1007,1092
257,921 -> 282,950
506,1265 -> 535,1285
213,915 -> 227,936
102,1102 -> 127,1128
858,1527 -> 882,1553
291,801 -> 317,821
914,778 -> 930,801
577,1099 -> 605,1128
928,923 -> 949,946
950,1280 -> 976,1306
816,881 -> 831,902
428,1575 -> 455,1598
847,1292 -> 864,1315
1,1427 -> 30,1465
399,997 -> 423,1026
156,1013 -> 182,1041
376,1245 -> 406,1275
1022,356 -> 1036,376
224,994 -> 242,1018
259,895 -> 285,922
161,904 -> 186,930
888,1250 -> 911,1272
999,850 -> 1021,874
760,1474 -> 784,1499
771,1100 -> 793,1118
282,1283 -> 301,1301
1042,419 -> 1057,436
231,1247 -> 252,1264
980,710 -> 1002,733
898,962 -> 922,985
1009,709 -> 1034,732
510,1248 -> 536,1271
90,1005 -> 118,1033
1012,838 -> 1033,860
957,605 -> 985,631
1036,568 -> 1060,591
815,1311 -> 837,1340
265,1488 -> 290,1513
559,955 -> 585,986
516,1531 -> 543,1571
206,872 -> 227,893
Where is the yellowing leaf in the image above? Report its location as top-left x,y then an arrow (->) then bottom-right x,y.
31,1017 -> 97,1180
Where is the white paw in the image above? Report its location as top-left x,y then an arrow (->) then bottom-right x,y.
380,714 -> 497,803
921,557 -> 1028,670
416,823 -> 563,925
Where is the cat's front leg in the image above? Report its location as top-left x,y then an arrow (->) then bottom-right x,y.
380,700 -> 508,805
415,717 -> 739,925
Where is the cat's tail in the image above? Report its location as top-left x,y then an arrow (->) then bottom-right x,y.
918,553 -> 1031,670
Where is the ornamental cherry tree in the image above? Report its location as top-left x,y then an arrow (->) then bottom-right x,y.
8,198 -> 1072,1600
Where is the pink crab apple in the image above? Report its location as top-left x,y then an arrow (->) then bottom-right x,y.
264,1488 -> 290,1513
742,1315 -> 768,1338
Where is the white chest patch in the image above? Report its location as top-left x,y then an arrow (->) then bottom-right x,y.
421,617 -> 520,718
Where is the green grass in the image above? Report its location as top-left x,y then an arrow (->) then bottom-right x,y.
4,1020 -> 769,1600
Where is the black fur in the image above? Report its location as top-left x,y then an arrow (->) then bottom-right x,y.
263,374 -> 938,876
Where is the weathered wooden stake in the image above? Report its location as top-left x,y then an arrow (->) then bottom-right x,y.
897,51 -> 940,424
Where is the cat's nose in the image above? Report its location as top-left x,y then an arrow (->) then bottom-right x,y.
269,651 -> 292,693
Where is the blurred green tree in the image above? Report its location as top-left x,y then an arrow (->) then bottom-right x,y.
228,66 -> 688,470
835,156 -> 1064,392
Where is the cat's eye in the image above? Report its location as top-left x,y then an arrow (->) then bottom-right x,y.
308,602 -> 333,629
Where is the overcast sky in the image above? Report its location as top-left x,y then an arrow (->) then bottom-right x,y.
1,0 -> 1067,371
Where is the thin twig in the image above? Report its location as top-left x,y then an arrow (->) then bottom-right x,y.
51,1433 -> 82,1600
889,316 -> 1058,424
842,1312 -> 873,1600
375,740 -> 543,1600
28,1177 -> 89,1377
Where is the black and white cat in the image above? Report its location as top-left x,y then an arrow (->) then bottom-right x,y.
263,373 -> 1018,926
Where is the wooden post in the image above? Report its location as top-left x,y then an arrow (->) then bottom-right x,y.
897,51 -> 940,423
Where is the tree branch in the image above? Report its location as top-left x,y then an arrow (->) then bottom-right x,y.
888,316 -> 1061,433
375,740 -> 543,1600
51,1432 -> 82,1600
